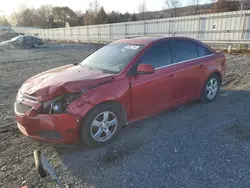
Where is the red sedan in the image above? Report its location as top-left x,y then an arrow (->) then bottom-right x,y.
15,36 -> 226,147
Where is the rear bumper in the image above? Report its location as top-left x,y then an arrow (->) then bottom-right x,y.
15,111 -> 82,144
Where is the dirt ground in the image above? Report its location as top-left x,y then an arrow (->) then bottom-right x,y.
0,44 -> 250,188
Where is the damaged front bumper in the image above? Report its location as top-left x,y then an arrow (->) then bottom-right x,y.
14,102 -> 82,144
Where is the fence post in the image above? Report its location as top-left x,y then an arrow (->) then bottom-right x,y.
241,13 -> 246,39
87,26 -> 89,43
70,28 -> 73,41
125,23 -> 128,38
78,27 -> 80,41
98,26 -> 101,44
168,19 -> 171,35
109,24 -> 112,41
198,17 -> 201,39
144,21 -> 146,36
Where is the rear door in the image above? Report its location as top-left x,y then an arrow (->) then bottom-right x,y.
196,42 -> 215,84
171,39 -> 212,102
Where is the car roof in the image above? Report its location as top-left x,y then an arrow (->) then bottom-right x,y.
113,36 -> 202,45
113,36 -> 163,45
21,35 -> 41,39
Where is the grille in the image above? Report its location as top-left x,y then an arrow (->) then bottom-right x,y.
15,102 -> 32,115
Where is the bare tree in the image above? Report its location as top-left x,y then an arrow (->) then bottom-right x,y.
96,7 -> 108,24
36,5 -> 53,28
164,0 -> 181,17
84,0 -> 100,25
188,0 -> 200,15
138,0 -> 147,20
90,0 -> 100,18
211,0 -> 240,13
0,10 -> 10,26
10,4 -> 28,26
0,16 -> 10,26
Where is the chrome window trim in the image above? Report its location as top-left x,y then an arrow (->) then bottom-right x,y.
155,54 -> 214,70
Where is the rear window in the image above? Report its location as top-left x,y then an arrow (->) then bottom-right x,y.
172,40 -> 198,63
197,44 -> 212,57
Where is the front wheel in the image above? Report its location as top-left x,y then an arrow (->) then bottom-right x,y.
80,103 -> 123,147
8,43 -> 14,49
201,74 -> 220,103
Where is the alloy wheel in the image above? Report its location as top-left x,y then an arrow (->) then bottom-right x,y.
34,43 -> 39,48
90,111 -> 118,142
206,78 -> 218,99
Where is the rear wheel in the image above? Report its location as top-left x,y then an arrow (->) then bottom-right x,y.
24,44 -> 30,49
33,42 -> 39,48
80,103 -> 124,147
201,74 -> 220,103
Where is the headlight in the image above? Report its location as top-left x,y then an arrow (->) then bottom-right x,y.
42,93 -> 81,114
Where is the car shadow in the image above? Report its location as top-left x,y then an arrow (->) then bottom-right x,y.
53,89 -> 250,186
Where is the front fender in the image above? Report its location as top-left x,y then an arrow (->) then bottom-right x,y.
67,79 -> 131,121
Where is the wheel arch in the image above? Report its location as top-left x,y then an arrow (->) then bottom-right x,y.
199,71 -> 222,100
82,100 -> 128,125
210,71 -> 222,84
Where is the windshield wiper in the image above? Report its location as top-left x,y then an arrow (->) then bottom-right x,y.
88,67 -> 96,71
79,64 -> 116,74
101,69 -> 117,74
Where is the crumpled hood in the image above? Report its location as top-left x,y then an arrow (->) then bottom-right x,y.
20,64 -> 115,101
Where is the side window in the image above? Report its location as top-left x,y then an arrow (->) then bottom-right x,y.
26,37 -> 32,41
17,37 -> 23,42
197,44 -> 212,57
138,41 -> 172,68
172,40 -> 198,63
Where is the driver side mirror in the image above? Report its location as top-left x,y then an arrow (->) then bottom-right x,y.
137,63 -> 155,74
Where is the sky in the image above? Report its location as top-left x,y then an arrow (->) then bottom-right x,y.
0,0 -> 209,16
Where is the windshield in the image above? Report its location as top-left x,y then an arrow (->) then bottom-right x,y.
80,43 -> 145,73
11,36 -> 22,41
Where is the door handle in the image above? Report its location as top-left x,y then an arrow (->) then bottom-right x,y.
168,73 -> 175,77
199,64 -> 204,67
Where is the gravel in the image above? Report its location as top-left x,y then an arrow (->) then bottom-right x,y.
0,44 -> 250,188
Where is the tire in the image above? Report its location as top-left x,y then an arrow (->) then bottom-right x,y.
8,43 -> 14,50
33,42 -> 39,48
80,103 -> 124,147
24,44 -> 31,49
201,73 -> 220,103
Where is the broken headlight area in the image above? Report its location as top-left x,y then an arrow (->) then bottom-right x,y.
41,93 -> 81,114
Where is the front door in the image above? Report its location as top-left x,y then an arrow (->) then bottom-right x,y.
130,40 -> 176,118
